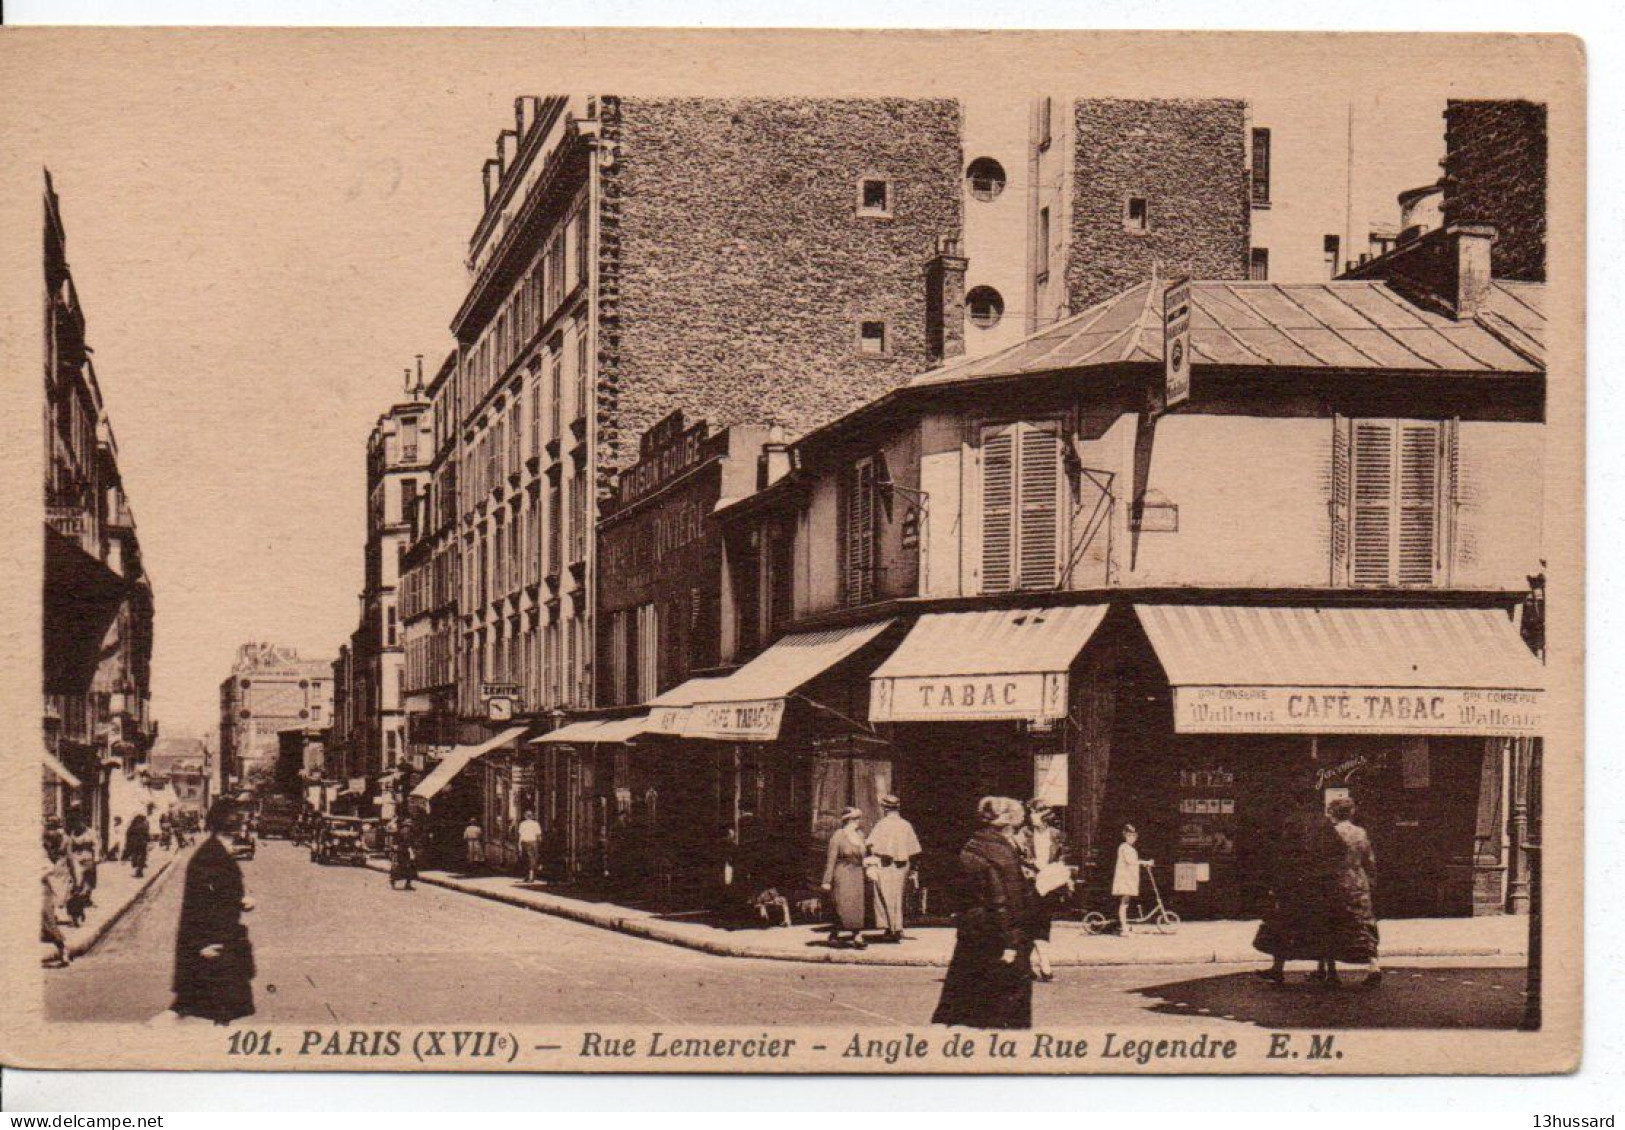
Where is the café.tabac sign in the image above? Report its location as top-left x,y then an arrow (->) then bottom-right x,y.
683,697 -> 787,741
1172,685 -> 1543,736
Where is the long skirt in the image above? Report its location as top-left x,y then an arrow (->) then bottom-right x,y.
827,861 -> 866,932
871,863 -> 908,932
1323,873 -> 1380,963
173,932 -> 255,1024
932,917 -> 1032,1029
390,846 -> 418,884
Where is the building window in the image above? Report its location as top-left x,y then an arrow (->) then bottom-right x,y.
858,320 -> 888,356
966,157 -> 1007,201
1249,248 -> 1270,281
839,457 -> 881,607
1324,234 -> 1342,279
1251,127 -> 1272,207
1333,418 -> 1453,588
857,178 -> 892,217
979,421 -> 1064,594
966,286 -> 1005,330
1036,207 -> 1051,283
1124,196 -> 1149,233
386,606 -> 397,647
1036,97 -> 1053,151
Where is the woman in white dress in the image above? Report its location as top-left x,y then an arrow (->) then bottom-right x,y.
1111,824 -> 1141,935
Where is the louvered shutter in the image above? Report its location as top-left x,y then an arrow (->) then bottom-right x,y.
851,460 -> 876,605
1330,415 -> 1351,584
1397,421 -> 1442,586
980,426 -> 1016,593
1351,420 -> 1395,586
1016,424 -> 1063,589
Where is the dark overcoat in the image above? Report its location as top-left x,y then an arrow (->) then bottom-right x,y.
1252,812 -> 1332,960
932,828 -> 1034,1030
1319,819 -> 1381,963
171,835 -> 255,1024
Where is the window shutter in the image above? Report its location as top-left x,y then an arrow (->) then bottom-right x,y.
1351,420 -> 1394,586
1016,424 -> 1062,589
848,460 -> 876,605
1397,421 -> 1442,586
1330,415 -> 1351,584
980,426 -> 1016,593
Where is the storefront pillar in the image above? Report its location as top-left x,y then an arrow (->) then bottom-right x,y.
1506,736 -> 1537,915
1470,737 -> 1510,914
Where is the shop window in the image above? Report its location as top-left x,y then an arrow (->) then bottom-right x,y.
979,421 -> 1064,594
966,286 -> 1005,330
966,157 -> 1007,201
839,456 -> 881,607
1332,417 -> 1455,588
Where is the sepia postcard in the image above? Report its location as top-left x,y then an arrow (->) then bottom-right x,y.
0,28 -> 1584,1075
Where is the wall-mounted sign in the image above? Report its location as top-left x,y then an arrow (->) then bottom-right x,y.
1163,277 -> 1192,409
869,672 -> 1067,723
683,698 -> 786,742
1172,685 -> 1542,736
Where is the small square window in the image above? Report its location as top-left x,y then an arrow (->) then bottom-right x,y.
859,321 -> 888,355
858,178 -> 891,217
1125,196 -> 1149,233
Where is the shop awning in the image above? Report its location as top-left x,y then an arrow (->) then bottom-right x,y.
43,750 -> 81,789
1135,605 -> 1545,736
868,605 -> 1109,722
643,678 -> 729,735
410,725 -> 529,800
531,714 -> 650,746
681,621 -> 895,741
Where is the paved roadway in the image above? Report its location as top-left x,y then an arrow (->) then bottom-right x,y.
47,841 -> 1526,1032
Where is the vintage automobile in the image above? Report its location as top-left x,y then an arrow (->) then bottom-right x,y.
311,816 -> 370,866
255,794 -> 302,839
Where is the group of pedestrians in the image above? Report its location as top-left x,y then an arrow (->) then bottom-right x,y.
820,794 -> 924,948
40,802 -> 176,967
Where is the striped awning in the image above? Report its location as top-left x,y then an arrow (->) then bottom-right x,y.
869,606 -> 1108,722
1136,605 -> 1544,736
410,726 -> 529,800
680,621 -> 895,741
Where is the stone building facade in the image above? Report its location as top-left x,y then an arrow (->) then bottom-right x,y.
217,643 -> 333,789
1441,99 -> 1547,282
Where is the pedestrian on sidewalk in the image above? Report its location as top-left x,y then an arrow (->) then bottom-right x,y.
1019,799 -> 1072,980
125,806 -> 152,877
516,811 -> 544,883
866,794 -> 920,943
106,816 -> 125,862
41,838 -> 71,967
1111,824 -> 1142,936
1253,809 -> 1331,984
821,807 -> 869,949
1318,797 -> 1382,988
463,817 -> 486,872
159,810 -> 174,852
932,796 -> 1033,1030
68,814 -> 99,915
388,815 -> 419,891
171,800 -> 256,1026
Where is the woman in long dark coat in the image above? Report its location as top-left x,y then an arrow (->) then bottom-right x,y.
172,801 -> 255,1025
389,816 -> 419,891
933,796 -> 1034,1030
1318,797 -> 1381,987
1253,809 -> 1332,983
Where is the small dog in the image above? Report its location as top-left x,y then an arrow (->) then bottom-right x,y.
751,887 -> 793,928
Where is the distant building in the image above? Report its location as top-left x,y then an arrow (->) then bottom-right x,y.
42,169 -> 157,849
217,643 -> 333,790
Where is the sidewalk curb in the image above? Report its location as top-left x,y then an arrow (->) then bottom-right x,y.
65,852 -> 181,960
362,863 -> 1523,968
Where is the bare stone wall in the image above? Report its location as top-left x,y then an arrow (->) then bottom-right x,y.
1442,99 -> 1547,282
597,97 -> 963,472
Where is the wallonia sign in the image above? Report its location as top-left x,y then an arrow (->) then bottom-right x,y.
1172,685 -> 1543,736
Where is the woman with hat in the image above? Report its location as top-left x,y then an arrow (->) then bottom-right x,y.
821,806 -> 870,948
932,796 -> 1035,1029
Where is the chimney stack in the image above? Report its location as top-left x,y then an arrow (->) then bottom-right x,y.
1448,223 -> 1497,319
925,234 -> 969,365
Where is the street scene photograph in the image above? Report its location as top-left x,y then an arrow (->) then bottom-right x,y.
5,28 -> 1582,1076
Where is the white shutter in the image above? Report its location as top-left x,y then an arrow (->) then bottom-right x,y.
1397,421 -> 1442,587
1351,420 -> 1394,586
1016,424 -> 1062,590
980,426 -> 1016,593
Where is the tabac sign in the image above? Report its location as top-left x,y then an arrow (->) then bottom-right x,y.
1172,685 -> 1543,737
683,698 -> 787,742
870,671 -> 1068,723
1163,277 -> 1192,409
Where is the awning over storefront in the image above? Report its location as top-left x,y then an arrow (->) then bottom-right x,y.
43,750 -> 81,789
868,605 -> 1109,723
410,725 -> 529,800
1136,605 -> 1545,736
643,678 -> 728,736
681,620 -> 895,741
531,714 -> 651,746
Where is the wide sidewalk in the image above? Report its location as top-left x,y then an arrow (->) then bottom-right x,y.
363,860 -> 1530,967
55,843 -> 188,960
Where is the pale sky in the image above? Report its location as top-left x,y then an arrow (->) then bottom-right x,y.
17,35 -> 1451,739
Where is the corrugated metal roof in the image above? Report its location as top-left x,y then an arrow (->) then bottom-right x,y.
871,606 -> 1108,680
1135,605 -> 1544,690
687,621 -> 895,705
912,279 -> 1546,388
